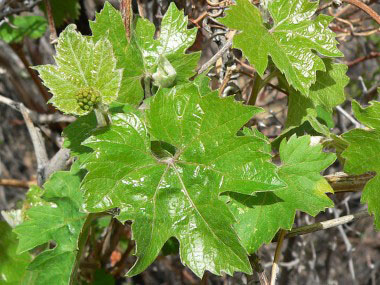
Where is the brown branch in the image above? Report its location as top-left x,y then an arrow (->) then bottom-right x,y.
345,51 -> 380,67
342,0 -> 380,25
273,210 -> 371,242
43,0 -> 57,44
120,0 -> 132,41
270,230 -> 286,285
0,178 -> 36,189
325,172 -> 375,193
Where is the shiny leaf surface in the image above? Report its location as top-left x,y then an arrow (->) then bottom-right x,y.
81,83 -> 284,277
35,24 -> 122,115
342,101 -> 380,229
220,0 -> 343,94
227,135 -> 335,253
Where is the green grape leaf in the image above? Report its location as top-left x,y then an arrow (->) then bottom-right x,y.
90,2 -> 199,104
227,135 -> 335,253
81,83 -> 284,277
220,0 -> 343,94
0,222 -> 33,285
0,16 -> 47,43
14,167 -> 87,285
342,101 -> 380,229
35,24 -> 122,115
40,0 -> 80,27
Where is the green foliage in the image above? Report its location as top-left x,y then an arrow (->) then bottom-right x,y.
342,101 -> 380,229
35,24 -> 122,115
90,2 -> 199,104
226,135 -> 335,253
0,16 -> 47,43
14,167 -> 87,285
80,83 -> 285,277
220,0 -> 343,94
0,222 -> 33,284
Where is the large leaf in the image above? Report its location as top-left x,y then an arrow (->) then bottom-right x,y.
227,135 -> 335,253
14,166 -> 87,285
342,101 -> 380,229
90,2 -> 199,104
35,24 -> 122,115
0,222 -> 33,285
81,83 -> 284,277
0,16 -> 47,43
220,0 -> 343,95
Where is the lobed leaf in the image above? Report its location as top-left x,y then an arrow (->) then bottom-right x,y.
35,24 -> 122,115
220,0 -> 343,95
80,83 -> 285,277
227,135 -> 335,253
14,166 -> 87,285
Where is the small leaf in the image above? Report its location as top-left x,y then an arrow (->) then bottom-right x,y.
342,101 -> 380,229
81,83 -> 284,277
35,24 -> 122,115
0,222 -> 32,285
220,0 -> 343,94
227,135 -> 335,253
14,167 -> 87,285
0,16 -> 47,43
90,2 -> 199,104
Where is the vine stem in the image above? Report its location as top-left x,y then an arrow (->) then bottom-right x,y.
342,0 -> 380,25
120,0 -> 133,41
43,0 -> 57,44
270,230 -> 286,285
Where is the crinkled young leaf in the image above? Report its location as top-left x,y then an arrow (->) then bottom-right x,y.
81,83 -> 284,277
0,222 -> 33,285
14,167 -> 87,285
35,24 -> 122,115
90,2 -> 199,104
227,135 -> 335,253
0,16 -> 47,43
342,101 -> 380,229
220,0 -> 343,95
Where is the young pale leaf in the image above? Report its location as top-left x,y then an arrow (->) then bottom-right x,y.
227,135 -> 335,253
81,83 -> 284,277
0,222 -> 32,285
220,0 -> 343,95
0,16 -> 47,43
90,2 -> 199,104
342,101 -> 380,229
14,167 -> 87,285
35,24 -> 122,115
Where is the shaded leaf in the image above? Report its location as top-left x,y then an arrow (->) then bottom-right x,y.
0,16 -> 47,43
227,135 -> 335,253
